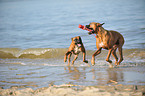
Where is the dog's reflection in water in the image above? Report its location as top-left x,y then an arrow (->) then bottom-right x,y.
64,66 -> 124,85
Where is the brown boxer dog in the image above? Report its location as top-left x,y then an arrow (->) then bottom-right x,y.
86,22 -> 124,66
64,36 -> 88,66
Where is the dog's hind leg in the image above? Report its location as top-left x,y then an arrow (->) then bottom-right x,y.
72,55 -> 78,65
118,47 -> 123,65
117,37 -> 124,65
112,49 -> 118,65
112,45 -> 118,65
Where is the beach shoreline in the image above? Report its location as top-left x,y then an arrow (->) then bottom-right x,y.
0,84 -> 144,96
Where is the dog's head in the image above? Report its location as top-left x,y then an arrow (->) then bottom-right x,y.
71,36 -> 82,47
86,22 -> 105,35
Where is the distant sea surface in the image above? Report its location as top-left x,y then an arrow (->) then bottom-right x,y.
0,0 -> 145,49
0,0 -> 145,89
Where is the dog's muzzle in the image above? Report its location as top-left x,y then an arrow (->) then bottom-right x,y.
85,25 -> 95,35
74,39 -> 82,48
88,31 -> 95,35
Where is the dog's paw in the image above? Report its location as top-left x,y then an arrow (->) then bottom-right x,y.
64,57 -> 67,62
115,61 -> 118,65
109,64 -> 114,68
91,60 -> 95,66
72,61 -> 74,65
106,59 -> 112,63
83,60 -> 88,63
64,59 -> 67,62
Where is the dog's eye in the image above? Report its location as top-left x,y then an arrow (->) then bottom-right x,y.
74,39 -> 77,42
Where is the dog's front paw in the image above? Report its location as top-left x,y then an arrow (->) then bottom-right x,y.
64,58 -> 67,62
64,56 -> 67,62
106,59 -> 112,63
83,60 -> 88,63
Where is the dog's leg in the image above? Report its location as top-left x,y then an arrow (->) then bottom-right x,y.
91,48 -> 102,66
106,49 -> 115,68
106,49 -> 113,63
64,51 -> 71,62
112,49 -> 118,65
112,45 -> 118,65
118,47 -> 123,65
67,53 -> 72,66
72,55 -> 78,65
82,51 -> 88,63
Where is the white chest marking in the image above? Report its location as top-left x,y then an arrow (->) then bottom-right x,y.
74,46 -> 81,54
99,42 -> 104,47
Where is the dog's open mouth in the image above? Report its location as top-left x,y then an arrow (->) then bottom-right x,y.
88,30 -> 95,35
77,44 -> 81,47
85,25 -> 93,30
85,25 -> 95,35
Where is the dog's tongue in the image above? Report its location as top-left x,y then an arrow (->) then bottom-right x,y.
77,44 -> 81,47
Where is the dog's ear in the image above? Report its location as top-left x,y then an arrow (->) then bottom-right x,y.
101,23 -> 105,26
97,23 -> 105,27
71,37 -> 73,41
79,36 -> 82,43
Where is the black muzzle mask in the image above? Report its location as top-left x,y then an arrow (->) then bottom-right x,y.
74,38 -> 82,48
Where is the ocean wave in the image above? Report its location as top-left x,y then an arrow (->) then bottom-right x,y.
0,48 -> 145,59
0,48 -> 67,59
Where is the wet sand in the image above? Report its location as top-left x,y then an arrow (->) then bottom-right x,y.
0,84 -> 145,96
0,64 -> 145,96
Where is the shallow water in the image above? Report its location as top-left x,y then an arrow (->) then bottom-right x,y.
0,63 -> 145,89
0,0 -> 145,89
0,48 -> 145,89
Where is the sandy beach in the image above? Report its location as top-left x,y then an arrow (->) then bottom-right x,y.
0,84 -> 145,96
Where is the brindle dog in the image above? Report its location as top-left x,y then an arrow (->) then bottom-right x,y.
64,36 -> 88,66
86,22 -> 124,66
